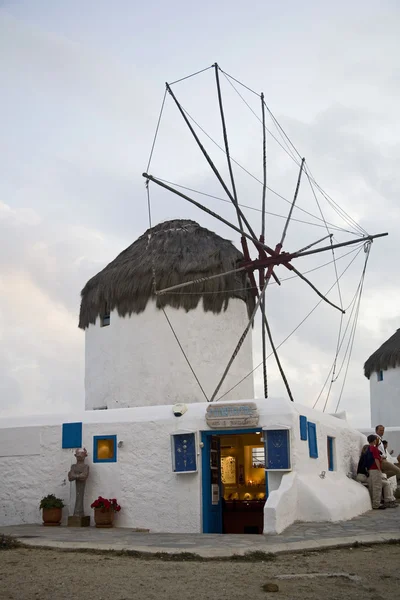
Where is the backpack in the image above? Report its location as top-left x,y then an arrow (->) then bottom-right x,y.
357,447 -> 375,476
364,447 -> 376,470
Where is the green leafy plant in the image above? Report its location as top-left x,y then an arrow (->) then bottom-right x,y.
39,494 -> 65,510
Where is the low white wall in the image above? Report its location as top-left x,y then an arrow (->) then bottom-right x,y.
370,366 -> 400,428
263,402 -> 371,533
0,399 -> 371,533
85,299 -> 254,410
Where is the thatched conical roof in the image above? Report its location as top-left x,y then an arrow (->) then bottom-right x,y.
79,219 -> 254,329
364,329 -> 400,379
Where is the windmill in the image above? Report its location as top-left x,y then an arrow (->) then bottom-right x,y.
142,63 -> 387,408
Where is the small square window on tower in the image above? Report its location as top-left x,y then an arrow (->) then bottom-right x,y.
100,311 -> 110,327
377,370 -> 383,382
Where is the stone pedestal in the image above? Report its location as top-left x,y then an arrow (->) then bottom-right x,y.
68,515 -> 90,527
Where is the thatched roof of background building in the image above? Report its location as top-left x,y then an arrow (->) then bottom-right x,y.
79,219 -> 255,329
364,329 -> 400,379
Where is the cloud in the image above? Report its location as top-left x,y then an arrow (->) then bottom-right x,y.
0,5 -> 399,429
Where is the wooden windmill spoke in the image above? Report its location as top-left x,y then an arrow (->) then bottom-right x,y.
278,158 -> 305,249
288,265 -> 344,313
155,265 -> 247,295
142,174 -> 383,316
294,234 -> 333,255
260,296 -> 268,398
142,173 -> 277,255
214,64 -> 242,230
293,233 -> 388,258
261,309 -> 294,402
210,279 -> 268,402
260,91 -> 268,396
165,82 -> 260,246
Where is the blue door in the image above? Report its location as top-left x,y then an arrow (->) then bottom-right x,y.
201,433 -> 222,533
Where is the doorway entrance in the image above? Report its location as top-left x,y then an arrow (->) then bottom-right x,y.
201,429 -> 268,534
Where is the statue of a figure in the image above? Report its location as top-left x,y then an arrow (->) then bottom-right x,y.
68,448 -> 89,517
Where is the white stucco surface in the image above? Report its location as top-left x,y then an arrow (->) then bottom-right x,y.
85,299 -> 254,410
370,366 -> 400,427
0,398 -> 371,534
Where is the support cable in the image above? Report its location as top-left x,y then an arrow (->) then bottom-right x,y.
219,244 -> 364,402
178,106 -> 365,236
334,243 -> 371,412
169,64 -> 214,86
155,177 -> 363,236
146,182 -> 209,402
146,89 -> 167,173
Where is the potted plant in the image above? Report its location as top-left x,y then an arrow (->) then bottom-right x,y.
39,494 -> 65,526
91,496 -> 121,528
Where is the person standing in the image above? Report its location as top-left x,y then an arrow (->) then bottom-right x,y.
375,425 -> 400,479
366,435 -> 397,509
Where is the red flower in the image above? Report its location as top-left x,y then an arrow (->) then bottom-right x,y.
90,496 -> 121,512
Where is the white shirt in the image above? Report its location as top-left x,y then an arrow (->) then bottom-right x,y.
376,436 -> 387,458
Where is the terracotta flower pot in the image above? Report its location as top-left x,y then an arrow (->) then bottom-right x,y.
42,507 -> 62,526
94,507 -> 115,528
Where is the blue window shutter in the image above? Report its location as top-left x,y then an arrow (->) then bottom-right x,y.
307,422 -> 318,458
327,437 -> 334,471
173,433 -> 196,472
266,430 -> 290,470
62,422 -> 82,449
299,416 -> 308,440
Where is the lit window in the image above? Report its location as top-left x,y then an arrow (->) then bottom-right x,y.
377,370 -> 383,382
93,435 -> 117,463
251,447 -> 265,468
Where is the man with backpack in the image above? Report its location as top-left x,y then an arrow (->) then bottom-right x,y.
356,435 -> 398,510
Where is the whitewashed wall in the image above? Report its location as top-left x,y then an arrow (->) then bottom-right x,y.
85,299 -> 254,410
370,366 -> 400,427
262,401 -> 370,533
0,399 -> 370,533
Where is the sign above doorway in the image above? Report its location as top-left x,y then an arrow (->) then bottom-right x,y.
205,403 -> 259,428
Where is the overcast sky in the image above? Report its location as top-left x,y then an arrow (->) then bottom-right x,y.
0,1 -> 399,427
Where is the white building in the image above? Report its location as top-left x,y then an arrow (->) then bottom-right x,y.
364,328 -> 400,427
0,219 -> 372,534
79,219 -> 254,408
363,330 -> 400,459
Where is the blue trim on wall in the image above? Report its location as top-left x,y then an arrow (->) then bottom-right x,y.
299,416 -> 308,441
93,435 -> 117,463
62,422 -> 82,449
307,422 -> 318,458
327,436 -> 334,471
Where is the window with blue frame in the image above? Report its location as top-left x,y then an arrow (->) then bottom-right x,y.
327,436 -> 335,471
171,433 -> 197,473
62,422 -> 82,449
265,429 -> 291,470
299,415 -> 308,440
307,422 -> 318,458
93,435 -> 117,463
377,370 -> 383,382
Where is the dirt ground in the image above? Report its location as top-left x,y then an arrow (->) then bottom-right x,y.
1,543 -> 399,600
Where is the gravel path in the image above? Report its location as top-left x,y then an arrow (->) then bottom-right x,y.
1,543 -> 399,600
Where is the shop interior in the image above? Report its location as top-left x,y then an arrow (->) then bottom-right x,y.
219,432 -> 267,534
